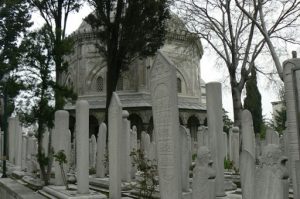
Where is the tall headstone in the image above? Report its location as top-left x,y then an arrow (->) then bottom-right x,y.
223,132 -> 228,160
8,117 -> 16,164
52,110 -> 70,186
26,132 -> 38,174
90,134 -> 97,169
192,146 -> 216,199
76,100 -> 89,194
96,123 -> 107,178
14,117 -> 22,167
150,51 -> 182,199
180,125 -> 191,192
240,110 -> 255,199
255,144 -> 289,199
109,92 -> 122,199
283,57 -> 300,197
197,126 -> 209,148
130,126 -> 138,178
66,130 -> 72,171
229,127 -> 239,169
206,82 -> 225,197
21,133 -> 28,171
121,110 -> 131,182
141,132 -> 151,158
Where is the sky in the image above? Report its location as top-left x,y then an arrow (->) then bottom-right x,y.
31,3 -> 297,121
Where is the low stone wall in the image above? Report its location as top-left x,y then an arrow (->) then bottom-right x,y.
0,178 -> 46,199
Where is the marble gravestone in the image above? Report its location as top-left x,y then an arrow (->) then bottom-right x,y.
180,125 -> 191,192
96,123 -> 107,178
21,133 -> 28,171
192,146 -> 216,199
223,132 -> 228,160
206,82 -> 225,197
109,92 -> 122,199
150,51 -> 182,199
121,110 -> 131,182
52,110 -> 70,186
90,134 -> 97,169
42,129 -> 50,157
283,57 -> 300,198
197,126 -> 209,148
229,127 -> 239,169
8,117 -> 22,166
130,126 -> 138,178
255,144 -> 289,199
76,100 -> 90,194
240,110 -> 255,199
265,127 -> 280,145
26,132 -> 38,174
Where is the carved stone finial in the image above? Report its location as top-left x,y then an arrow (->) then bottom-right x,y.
292,51 -> 297,58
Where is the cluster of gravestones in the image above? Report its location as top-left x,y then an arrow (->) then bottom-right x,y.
2,51 -> 299,199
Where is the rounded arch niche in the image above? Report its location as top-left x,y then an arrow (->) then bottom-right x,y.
128,113 -> 143,140
187,115 -> 200,141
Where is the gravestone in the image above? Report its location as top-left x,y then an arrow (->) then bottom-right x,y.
266,127 -> 280,145
180,125 -> 191,192
66,130 -> 72,171
21,133 -> 28,171
223,132 -> 228,160
52,110 -> 69,186
109,92 -> 122,199
150,51 -> 182,199
121,110 -> 131,182
229,127 -> 239,169
130,126 -> 138,178
26,132 -> 38,174
76,100 -> 90,194
283,57 -> 300,198
192,146 -> 216,199
142,132 -> 151,158
90,134 -> 97,169
197,126 -> 209,148
14,117 -> 22,168
8,117 -> 22,165
96,123 -> 107,178
255,144 -> 289,199
240,110 -> 255,199
149,142 -> 157,162
206,82 -> 225,197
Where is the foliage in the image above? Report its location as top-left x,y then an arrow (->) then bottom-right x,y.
224,158 -> 233,170
54,150 -> 69,190
29,0 -> 82,109
0,0 -> 32,117
130,149 -> 158,199
243,67 -> 263,134
270,108 -> 286,136
85,0 -> 170,121
223,108 -> 233,134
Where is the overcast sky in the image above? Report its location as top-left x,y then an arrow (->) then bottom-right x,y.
31,3 -> 298,121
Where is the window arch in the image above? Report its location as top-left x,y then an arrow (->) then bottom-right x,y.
96,76 -> 104,91
177,78 -> 182,93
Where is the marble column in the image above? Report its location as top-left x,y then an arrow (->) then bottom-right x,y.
76,100 -> 90,194
206,82 -> 225,197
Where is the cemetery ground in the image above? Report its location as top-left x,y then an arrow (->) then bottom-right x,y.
0,53 -> 298,199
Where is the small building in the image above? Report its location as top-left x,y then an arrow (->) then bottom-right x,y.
62,15 -> 207,141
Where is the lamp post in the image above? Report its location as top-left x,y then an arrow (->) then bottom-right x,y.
0,74 -> 9,178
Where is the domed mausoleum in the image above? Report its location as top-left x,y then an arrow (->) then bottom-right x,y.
63,15 -> 207,141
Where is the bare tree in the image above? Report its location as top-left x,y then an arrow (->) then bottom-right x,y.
176,0 -> 300,128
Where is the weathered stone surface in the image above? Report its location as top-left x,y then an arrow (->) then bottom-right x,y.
192,146 -> 216,199
180,125 -> 191,192
76,100 -> 90,194
96,123 -> 107,178
108,92 -> 122,199
130,126 -> 138,178
120,110 -> 131,182
283,58 -> 300,198
150,51 -> 182,199
42,129 -> 49,157
53,110 -> 69,186
90,134 -> 97,169
240,110 -> 256,199
255,144 -> 289,199
26,132 -> 38,174
229,127 -> 239,169
21,133 -> 27,171
223,132 -> 228,160
266,127 -> 280,145
8,117 -> 21,165
197,126 -> 209,148
206,82 -> 225,197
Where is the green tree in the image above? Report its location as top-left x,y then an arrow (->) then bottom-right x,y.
223,108 -> 233,134
85,0 -> 170,121
29,0 -> 82,110
18,26 -> 56,185
243,67 -> 263,134
0,0 -> 32,114
270,108 -> 286,135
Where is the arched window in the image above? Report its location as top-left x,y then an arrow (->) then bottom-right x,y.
96,76 -> 104,91
177,78 -> 182,93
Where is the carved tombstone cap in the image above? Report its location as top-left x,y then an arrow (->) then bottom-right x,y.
232,126 -> 239,133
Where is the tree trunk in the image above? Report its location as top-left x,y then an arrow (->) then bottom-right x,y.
231,86 -> 242,130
